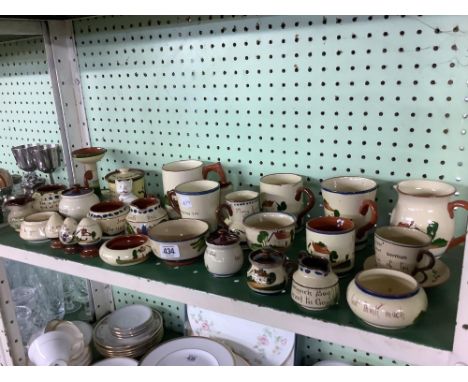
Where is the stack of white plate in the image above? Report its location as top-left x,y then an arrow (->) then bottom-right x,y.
140,336 -> 236,366
93,305 -> 164,359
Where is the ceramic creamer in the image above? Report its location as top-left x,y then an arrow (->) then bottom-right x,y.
204,230 -> 243,277
390,179 -> 468,257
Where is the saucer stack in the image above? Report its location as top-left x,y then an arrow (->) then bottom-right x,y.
93,305 -> 164,359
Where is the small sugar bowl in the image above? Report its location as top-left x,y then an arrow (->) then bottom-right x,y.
204,229 -> 243,277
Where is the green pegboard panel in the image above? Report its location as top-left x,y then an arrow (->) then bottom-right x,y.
0,37 -> 68,185
297,336 -> 410,366
70,15 -> 468,366
112,287 -> 185,333
73,15 -> 468,234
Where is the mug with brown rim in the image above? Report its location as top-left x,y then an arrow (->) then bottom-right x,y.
259,173 -> 315,228
306,216 -> 356,275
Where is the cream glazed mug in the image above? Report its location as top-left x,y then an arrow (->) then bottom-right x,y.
167,180 -> 220,232
321,176 -> 378,250
216,190 -> 260,243
259,173 -> 315,227
162,160 -> 231,217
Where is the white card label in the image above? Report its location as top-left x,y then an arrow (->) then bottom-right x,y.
180,195 -> 192,208
160,245 -> 180,259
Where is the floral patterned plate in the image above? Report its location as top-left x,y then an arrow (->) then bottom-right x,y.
187,305 -> 295,366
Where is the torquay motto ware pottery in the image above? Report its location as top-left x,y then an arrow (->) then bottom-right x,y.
167,180 -> 220,232
306,216 -> 356,275
59,217 -> 80,254
291,252 -> 339,311
259,173 -> 315,227
246,247 -> 296,294
204,229 -> 243,277
19,211 -> 56,242
4,196 -> 36,231
99,234 -> 151,266
125,197 -> 168,235
105,168 -> 146,199
162,159 -> 231,217
88,200 -> 130,236
374,226 -> 436,284
390,179 -> 468,258
45,212 -> 65,249
216,190 -> 260,244
58,185 -> 100,221
320,176 -> 378,250
32,184 -> 66,212
243,211 -> 296,252
71,147 -> 106,195
75,217 -> 102,258
148,218 -> 210,266
346,268 -> 428,329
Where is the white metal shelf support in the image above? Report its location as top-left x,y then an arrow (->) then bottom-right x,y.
41,20 -> 91,186
41,19 -> 115,322
0,259 -> 26,366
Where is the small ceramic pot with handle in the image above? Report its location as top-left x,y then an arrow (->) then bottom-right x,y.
291,252 -> 340,311
105,168 -> 146,199
247,247 -> 297,295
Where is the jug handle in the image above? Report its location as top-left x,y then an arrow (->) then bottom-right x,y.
447,200 -> 468,248
202,162 -> 230,188
356,200 -> 378,240
166,190 -> 181,215
216,203 -> 232,230
295,187 -> 315,227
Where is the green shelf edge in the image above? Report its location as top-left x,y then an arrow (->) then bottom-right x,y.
0,225 -> 462,352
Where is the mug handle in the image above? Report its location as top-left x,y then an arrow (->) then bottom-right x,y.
356,200 -> 378,240
166,190 -> 181,215
294,187 -> 315,227
284,258 -> 298,279
412,250 -> 436,284
216,203 -> 233,229
202,162 -> 231,188
447,200 -> 468,249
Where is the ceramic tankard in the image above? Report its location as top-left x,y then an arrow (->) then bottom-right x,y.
162,160 -> 231,217
216,190 -> 260,244
167,180 -> 220,232
259,173 -> 315,227
390,179 -> 468,257
320,176 -> 378,250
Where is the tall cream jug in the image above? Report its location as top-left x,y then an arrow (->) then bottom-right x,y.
390,179 -> 468,257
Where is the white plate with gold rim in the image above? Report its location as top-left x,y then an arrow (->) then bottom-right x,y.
187,305 -> 295,366
140,336 -> 235,366
363,255 -> 450,288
